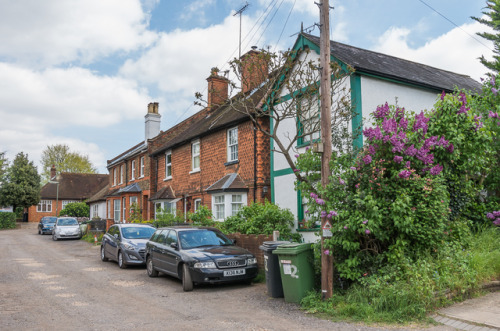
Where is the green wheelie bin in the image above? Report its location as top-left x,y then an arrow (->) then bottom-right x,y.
272,242 -> 314,303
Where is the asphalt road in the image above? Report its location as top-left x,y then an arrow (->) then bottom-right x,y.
0,223 -> 454,331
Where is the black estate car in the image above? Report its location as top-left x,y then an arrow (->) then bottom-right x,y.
145,226 -> 258,291
101,224 -> 156,268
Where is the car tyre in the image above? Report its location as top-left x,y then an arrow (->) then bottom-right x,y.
52,233 -> 58,241
182,264 -> 193,292
38,229 -> 41,235
118,251 -> 127,269
100,246 -> 108,262
146,256 -> 158,277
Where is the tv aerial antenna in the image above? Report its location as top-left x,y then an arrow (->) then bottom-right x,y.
234,2 -> 249,59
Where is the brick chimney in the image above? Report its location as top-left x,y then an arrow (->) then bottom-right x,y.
240,46 -> 269,94
145,102 -> 161,142
206,68 -> 228,109
50,165 -> 56,180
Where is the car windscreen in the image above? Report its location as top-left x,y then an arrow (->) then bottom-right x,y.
58,218 -> 78,226
121,226 -> 156,239
42,218 -> 57,224
179,229 -> 233,249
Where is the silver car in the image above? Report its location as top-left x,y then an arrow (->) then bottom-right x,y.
52,217 -> 82,241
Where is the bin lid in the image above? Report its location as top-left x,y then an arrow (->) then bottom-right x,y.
272,242 -> 313,255
259,241 -> 290,252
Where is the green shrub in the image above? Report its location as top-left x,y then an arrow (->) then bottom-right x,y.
82,231 -> 103,244
187,206 -> 214,226
59,202 -> 89,217
0,212 -> 16,229
218,201 -> 301,242
151,209 -> 185,228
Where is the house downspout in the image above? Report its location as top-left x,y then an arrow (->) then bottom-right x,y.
253,122 -> 257,203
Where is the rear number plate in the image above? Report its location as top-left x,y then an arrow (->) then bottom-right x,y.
223,269 -> 245,277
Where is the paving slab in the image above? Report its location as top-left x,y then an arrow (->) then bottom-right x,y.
437,292 -> 500,330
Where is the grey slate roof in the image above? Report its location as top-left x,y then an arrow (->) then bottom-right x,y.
205,173 -> 248,193
302,33 -> 481,93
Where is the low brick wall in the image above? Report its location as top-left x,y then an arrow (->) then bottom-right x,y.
226,233 -> 273,270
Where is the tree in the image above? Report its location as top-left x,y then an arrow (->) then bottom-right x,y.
40,144 -> 97,182
472,0 -> 500,73
0,152 -> 41,212
58,202 -> 89,218
0,152 -> 7,184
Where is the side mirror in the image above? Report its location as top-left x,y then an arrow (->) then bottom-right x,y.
170,242 -> 178,250
113,234 -> 119,239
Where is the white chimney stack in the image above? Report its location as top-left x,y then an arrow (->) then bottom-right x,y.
145,102 -> 161,142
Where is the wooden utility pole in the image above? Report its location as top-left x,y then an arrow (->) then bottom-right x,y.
319,0 -> 334,300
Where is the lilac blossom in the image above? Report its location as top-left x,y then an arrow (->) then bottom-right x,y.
423,136 -> 438,149
362,220 -> 368,224
329,211 -> 338,217
405,161 -> 411,168
405,145 -> 417,157
437,136 -> 449,147
383,135 -> 391,143
365,229 -> 371,234
394,155 -> 403,163
440,91 -> 446,100
391,140 -> 405,153
363,155 -> 372,165
350,167 -> 357,171
339,178 -> 345,185
429,164 -> 443,175
398,170 -> 411,179
368,145 -> 378,155
413,112 -> 430,134
492,88 -> 498,95
446,143 -> 454,153
489,111 -> 499,119
382,118 -> 398,133
374,102 -> 390,119
343,225 -> 348,230
310,192 -> 318,199
490,76 -> 496,86
399,117 -> 408,130
487,212 -> 495,219
363,126 -> 383,141
316,198 -> 325,205
320,211 -> 327,218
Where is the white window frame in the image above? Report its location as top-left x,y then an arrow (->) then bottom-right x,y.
140,156 -> 145,178
113,199 -> 121,222
113,168 -> 117,186
61,200 -> 78,210
299,96 -> 321,145
194,199 -> 202,212
92,204 -> 99,218
107,200 -> 111,219
191,140 -> 200,172
131,160 -> 136,180
122,197 -> 126,222
120,164 -> 124,184
211,193 -> 247,221
37,200 -> 52,212
231,194 -> 243,216
165,150 -> 172,180
227,127 -> 238,162
129,196 -> 137,208
154,200 -> 178,219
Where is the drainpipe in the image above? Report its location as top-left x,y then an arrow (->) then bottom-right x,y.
253,123 -> 257,203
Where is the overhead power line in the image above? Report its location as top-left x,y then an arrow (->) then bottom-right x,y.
417,0 -> 493,51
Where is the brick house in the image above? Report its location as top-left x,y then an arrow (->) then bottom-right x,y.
148,51 -> 271,221
103,103 -> 160,228
28,166 -> 108,223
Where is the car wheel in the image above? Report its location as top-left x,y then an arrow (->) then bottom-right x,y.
52,233 -> 58,241
118,251 -> 127,269
38,229 -> 41,235
146,256 -> 158,277
182,264 -> 193,292
100,246 -> 108,262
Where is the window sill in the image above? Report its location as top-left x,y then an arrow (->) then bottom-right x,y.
138,176 -> 144,179
190,169 -> 200,174
224,160 -> 239,166
163,176 -> 172,182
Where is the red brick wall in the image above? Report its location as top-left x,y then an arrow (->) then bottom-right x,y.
226,233 -> 273,270
153,119 -> 270,216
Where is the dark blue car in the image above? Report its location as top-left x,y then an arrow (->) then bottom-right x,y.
38,216 -> 57,235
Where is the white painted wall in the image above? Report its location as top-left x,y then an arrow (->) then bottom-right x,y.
89,201 -> 106,219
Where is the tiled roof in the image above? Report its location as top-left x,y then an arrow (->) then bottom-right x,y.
150,82 -> 269,157
86,183 -> 110,203
107,141 -> 147,168
40,173 -> 109,200
150,185 -> 176,200
302,33 -> 481,92
205,173 -> 248,193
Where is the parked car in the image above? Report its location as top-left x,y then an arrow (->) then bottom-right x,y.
145,226 -> 258,291
52,217 -> 82,241
101,224 -> 156,269
38,216 -> 57,235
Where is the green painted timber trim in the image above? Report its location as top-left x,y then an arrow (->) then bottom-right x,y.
350,73 -> 363,149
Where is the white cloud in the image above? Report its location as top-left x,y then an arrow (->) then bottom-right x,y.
0,63 -> 152,171
180,0 -> 215,24
372,21 -> 494,81
0,0 -> 157,67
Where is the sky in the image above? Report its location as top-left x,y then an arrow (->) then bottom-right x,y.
0,0 -> 494,174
